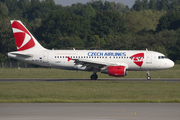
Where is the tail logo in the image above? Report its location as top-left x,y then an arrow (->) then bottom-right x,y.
131,53 -> 144,67
11,21 -> 35,51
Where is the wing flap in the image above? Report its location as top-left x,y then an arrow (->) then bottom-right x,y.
67,57 -> 118,71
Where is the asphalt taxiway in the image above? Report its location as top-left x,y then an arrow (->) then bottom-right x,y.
0,78 -> 180,82
0,103 -> 179,120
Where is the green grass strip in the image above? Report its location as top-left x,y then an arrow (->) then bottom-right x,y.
0,81 -> 180,103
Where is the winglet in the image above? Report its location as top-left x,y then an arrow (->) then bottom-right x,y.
67,56 -> 72,62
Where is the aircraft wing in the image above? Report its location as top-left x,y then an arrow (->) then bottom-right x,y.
67,57 -> 118,70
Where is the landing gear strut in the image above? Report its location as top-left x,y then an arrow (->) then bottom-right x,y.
90,69 -> 98,80
147,70 -> 151,80
90,74 -> 98,80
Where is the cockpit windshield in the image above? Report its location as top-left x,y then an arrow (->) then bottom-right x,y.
158,56 -> 167,59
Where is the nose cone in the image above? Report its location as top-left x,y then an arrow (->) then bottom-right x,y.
167,59 -> 174,68
157,59 -> 175,70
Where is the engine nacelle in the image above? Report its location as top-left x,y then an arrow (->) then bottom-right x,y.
101,66 -> 127,77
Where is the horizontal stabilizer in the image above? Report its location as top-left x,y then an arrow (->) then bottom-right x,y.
8,52 -> 32,58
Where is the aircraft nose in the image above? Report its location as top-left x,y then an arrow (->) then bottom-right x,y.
168,59 -> 174,68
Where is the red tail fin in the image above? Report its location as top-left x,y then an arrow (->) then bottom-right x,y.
11,20 -> 45,51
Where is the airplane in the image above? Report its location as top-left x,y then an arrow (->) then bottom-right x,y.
8,20 -> 175,80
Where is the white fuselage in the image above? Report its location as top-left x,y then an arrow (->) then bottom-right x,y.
8,20 -> 175,80
8,49 -> 175,71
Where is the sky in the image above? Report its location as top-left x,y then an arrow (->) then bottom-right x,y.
54,0 -> 136,8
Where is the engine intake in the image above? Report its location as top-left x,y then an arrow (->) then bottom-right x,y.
101,66 -> 127,77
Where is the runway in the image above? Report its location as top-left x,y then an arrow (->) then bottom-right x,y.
0,78 -> 180,82
0,103 -> 179,120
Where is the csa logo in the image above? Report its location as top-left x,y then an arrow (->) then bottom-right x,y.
131,53 -> 144,67
12,21 -> 35,51
67,56 -> 72,62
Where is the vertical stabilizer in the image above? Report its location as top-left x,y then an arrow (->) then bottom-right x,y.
10,20 -> 45,51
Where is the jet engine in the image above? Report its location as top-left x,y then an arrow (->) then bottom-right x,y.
101,66 -> 127,77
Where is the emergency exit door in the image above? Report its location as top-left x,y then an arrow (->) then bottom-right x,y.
146,52 -> 152,64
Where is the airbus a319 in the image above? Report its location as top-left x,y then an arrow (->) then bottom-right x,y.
8,20 -> 174,80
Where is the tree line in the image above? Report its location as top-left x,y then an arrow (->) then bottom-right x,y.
0,0 -> 180,63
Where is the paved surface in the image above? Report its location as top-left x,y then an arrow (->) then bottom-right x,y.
0,78 -> 180,82
0,103 -> 179,120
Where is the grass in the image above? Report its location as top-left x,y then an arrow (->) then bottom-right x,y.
0,64 -> 180,79
0,81 -> 180,103
0,65 -> 179,103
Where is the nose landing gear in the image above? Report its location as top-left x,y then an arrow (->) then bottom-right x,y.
147,70 -> 151,80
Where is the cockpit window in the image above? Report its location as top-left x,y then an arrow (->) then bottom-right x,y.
158,56 -> 167,59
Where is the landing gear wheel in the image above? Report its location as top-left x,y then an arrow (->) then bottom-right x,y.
90,74 -> 98,80
147,76 -> 151,80
147,70 -> 151,80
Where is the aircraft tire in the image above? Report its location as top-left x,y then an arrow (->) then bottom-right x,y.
147,76 -> 151,80
91,74 -> 98,80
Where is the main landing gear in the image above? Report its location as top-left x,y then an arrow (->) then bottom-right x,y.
147,70 -> 151,80
90,74 -> 98,80
90,69 -> 98,80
